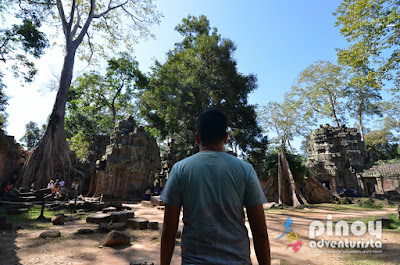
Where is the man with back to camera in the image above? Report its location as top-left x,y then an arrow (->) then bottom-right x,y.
160,109 -> 271,265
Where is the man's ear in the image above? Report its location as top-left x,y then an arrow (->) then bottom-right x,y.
195,132 -> 200,144
223,132 -> 228,144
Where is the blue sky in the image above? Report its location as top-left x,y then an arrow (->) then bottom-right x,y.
4,0 -> 348,144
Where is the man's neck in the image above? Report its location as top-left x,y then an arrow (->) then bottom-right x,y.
199,144 -> 224,152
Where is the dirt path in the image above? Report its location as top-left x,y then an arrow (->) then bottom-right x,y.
1,203 -> 398,265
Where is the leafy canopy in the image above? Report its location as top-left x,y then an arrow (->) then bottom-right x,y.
139,15 -> 265,160
66,52 -> 147,157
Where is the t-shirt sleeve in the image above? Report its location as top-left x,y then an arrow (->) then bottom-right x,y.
243,164 -> 268,207
160,164 -> 183,207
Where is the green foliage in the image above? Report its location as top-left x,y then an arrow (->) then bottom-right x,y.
335,0 -> 400,86
19,121 -> 45,150
364,129 -> 400,162
65,53 -> 146,158
262,152 -> 307,181
259,97 -> 311,152
290,60 -> 348,127
139,15 -> 265,160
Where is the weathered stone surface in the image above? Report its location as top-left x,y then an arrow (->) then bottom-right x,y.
127,217 -> 148,230
101,230 -> 130,246
89,202 -> 106,211
150,196 -> 165,206
94,117 -> 161,199
98,222 -> 111,233
0,129 -> 27,189
307,125 -> 372,194
51,214 -> 65,225
110,222 -> 127,230
157,206 -> 165,211
130,258 -> 154,265
39,230 -> 61,238
86,213 -> 111,224
77,228 -> 95,235
110,211 -> 134,223
102,207 -> 117,213
147,222 -> 158,230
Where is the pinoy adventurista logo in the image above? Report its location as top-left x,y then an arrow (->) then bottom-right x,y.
308,214 -> 382,253
276,217 -> 302,253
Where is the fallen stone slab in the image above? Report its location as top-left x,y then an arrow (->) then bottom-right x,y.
110,211 -> 134,223
77,228 -> 95,235
51,214 -> 65,225
90,202 -> 106,212
86,213 -> 112,224
157,206 -> 165,211
101,230 -> 130,247
110,222 -> 127,231
127,217 -> 149,230
39,230 -> 61,238
148,222 -> 158,230
263,202 -> 276,209
150,196 -> 165,206
102,207 -> 117,213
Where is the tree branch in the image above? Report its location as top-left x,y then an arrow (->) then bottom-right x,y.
93,1 -> 129,19
56,0 -> 69,37
73,0 -> 95,48
69,0 -> 76,27
71,4 -> 81,38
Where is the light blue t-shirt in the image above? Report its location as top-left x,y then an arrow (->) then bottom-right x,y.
160,151 -> 267,265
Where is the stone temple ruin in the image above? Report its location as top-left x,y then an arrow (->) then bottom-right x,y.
92,117 -> 160,199
307,124 -> 400,196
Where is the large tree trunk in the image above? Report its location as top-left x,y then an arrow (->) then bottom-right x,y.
18,48 -> 77,189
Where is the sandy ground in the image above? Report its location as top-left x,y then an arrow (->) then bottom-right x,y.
0,203 -> 399,265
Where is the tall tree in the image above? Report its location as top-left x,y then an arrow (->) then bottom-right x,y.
344,65 -> 382,141
18,0 -> 160,189
334,0 -> 400,86
364,129 -> 400,162
290,61 -> 347,127
259,97 -> 311,153
0,1 -> 49,129
20,121 -> 45,150
139,15 -> 264,160
65,52 -> 148,158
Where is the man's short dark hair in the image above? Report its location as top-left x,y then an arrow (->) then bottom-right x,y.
196,109 -> 227,145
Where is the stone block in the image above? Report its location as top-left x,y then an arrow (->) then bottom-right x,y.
101,230 -> 130,247
86,213 -> 112,224
110,211 -> 134,223
51,214 -> 65,225
148,222 -> 158,230
102,207 -> 118,213
39,230 -> 61,238
77,228 -> 95,235
127,217 -> 149,230
157,206 -> 165,211
98,222 -> 111,233
110,222 -> 127,231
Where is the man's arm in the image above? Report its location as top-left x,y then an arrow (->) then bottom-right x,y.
161,203 -> 181,265
246,204 -> 271,265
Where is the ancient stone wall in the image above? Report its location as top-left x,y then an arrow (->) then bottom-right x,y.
0,129 -> 27,190
94,117 -> 160,199
306,124 -> 371,193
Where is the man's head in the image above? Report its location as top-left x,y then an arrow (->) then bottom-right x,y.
196,109 -> 228,147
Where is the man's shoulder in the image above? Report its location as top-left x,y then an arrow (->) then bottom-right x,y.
174,152 -> 252,169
